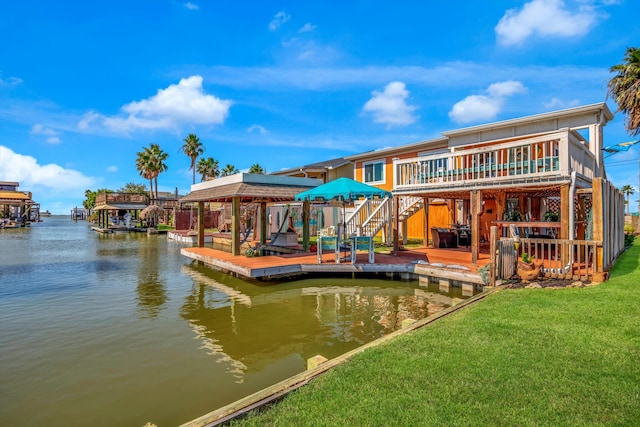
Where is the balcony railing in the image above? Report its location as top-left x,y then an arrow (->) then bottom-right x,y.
393,130 -> 593,193
95,192 -> 149,205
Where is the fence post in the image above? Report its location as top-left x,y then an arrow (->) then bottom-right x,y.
490,226 -> 497,285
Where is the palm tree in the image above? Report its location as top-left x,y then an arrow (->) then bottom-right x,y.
248,163 -> 265,174
149,144 -> 169,202
621,184 -> 635,215
136,144 -> 169,203
221,163 -> 239,177
136,147 -> 155,201
181,134 -> 204,184
608,47 -> 640,136
196,157 -> 220,181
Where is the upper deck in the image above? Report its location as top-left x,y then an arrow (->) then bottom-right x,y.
392,129 -> 597,195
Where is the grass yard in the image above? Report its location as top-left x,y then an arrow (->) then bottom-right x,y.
231,239 -> 640,426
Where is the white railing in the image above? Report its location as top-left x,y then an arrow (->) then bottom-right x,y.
393,131 -> 584,192
398,196 -> 424,220
345,197 -> 390,238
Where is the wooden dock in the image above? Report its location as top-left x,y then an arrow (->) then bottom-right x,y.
180,245 -> 491,283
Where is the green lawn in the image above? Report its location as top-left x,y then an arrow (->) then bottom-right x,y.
232,239 -> 640,426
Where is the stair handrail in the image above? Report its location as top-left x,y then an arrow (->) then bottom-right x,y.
344,199 -> 373,237
398,196 -> 423,218
360,197 -> 390,236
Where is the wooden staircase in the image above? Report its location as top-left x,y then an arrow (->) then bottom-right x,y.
397,196 -> 424,222
342,196 -> 425,245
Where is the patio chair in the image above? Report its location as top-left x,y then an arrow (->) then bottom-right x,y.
317,235 -> 339,264
431,228 -> 457,248
318,225 -> 335,237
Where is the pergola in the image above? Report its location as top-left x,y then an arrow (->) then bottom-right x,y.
180,174 -> 322,255
0,190 -> 36,221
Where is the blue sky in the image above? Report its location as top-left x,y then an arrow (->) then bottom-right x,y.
1,0 -> 639,214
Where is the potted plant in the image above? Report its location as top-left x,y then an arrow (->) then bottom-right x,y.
506,210 -> 522,221
517,252 -> 540,282
543,210 -> 559,222
518,252 -> 535,270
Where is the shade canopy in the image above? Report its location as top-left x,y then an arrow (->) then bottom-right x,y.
294,177 -> 391,203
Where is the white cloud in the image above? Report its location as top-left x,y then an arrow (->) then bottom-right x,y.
449,80 -> 527,124
30,124 -> 62,144
362,81 -> 418,128
107,166 -> 118,172
78,76 -> 232,134
269,11 -> 290,31
299,23 -> 317,33
0,74 -> 22,86
0,146 -> 95,191
543,97 -> 581,109
487,80 -> 526,97
184,2 -> 199,10
247,124 -> 267,134
495,0 -> 600,46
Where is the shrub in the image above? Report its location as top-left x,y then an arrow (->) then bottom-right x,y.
521,252 -> 535,264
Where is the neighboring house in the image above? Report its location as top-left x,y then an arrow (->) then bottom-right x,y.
271,157 -> 353,183
92,192 -> 149,230
0,181 -> 40,225
346,102 -> 625,271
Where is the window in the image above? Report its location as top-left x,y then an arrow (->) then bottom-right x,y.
363,160 -> 385,184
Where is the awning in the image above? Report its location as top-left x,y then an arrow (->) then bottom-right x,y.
180,182 -> 316,203
0,191 -> 31,201
295,177 -> 391,202
93,204 -> 148,211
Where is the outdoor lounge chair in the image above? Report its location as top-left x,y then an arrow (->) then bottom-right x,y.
431,228 -> 457,248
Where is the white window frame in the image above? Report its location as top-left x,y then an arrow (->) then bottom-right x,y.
362,159 -> 386,184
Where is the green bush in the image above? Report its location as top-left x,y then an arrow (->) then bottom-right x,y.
624,224 -> 636,247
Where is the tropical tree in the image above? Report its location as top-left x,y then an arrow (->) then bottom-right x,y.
136,147 -> 155,201
620,184 -> 635,215
608,47 -> 640,136
118,182 -> 147,194
136,143 -> 169,203
248,163 -> 266,174
196,157 -> 220,181
181,133 -> 204,184
221,163 -> 239,177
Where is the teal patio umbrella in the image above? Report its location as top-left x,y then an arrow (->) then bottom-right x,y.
295,177 -> 391,240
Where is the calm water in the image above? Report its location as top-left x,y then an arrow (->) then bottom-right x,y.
0,217 -> 471,426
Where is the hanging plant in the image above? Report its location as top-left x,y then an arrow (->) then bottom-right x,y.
543,211 -> 559,222
507,211 -> 522,221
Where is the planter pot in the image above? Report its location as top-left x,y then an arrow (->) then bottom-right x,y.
517,265 -> 540,282
518,260 -> 535,271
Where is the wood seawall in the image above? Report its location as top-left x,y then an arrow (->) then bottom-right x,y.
180,246 -> 489,284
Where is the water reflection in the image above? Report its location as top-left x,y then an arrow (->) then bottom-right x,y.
179,263 -> 467,384
135,236 -> 168,318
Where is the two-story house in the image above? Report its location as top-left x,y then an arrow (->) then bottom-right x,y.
346,102 -> 624,274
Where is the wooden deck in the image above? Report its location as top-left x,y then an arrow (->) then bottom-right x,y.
180,244 -> 491,284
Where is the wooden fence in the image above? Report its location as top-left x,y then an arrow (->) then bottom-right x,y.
498,237 -> 603,281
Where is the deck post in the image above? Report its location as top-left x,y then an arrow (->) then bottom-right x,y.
471,190 -> 482,264
592,177 -> 604,272
490,226 -> 497,286
260,202 -> 267,246
231,196 -> 241,256
393,197 -> 400,255
302,200 -> 310,251
423,197 -> 429,247
495,192 -> 506,236
197,201 -> 205,247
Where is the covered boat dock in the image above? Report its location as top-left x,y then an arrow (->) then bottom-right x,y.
179,174 -> 322,255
